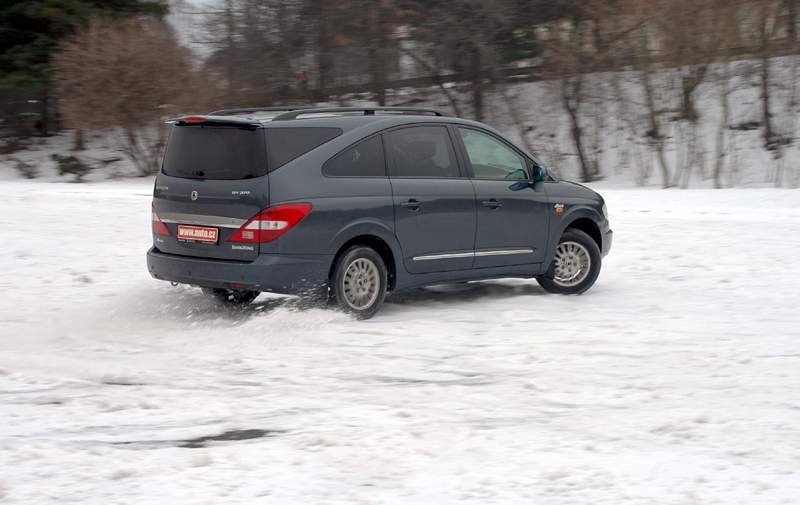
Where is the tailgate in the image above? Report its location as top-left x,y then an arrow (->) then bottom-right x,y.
152,123 -> 269,261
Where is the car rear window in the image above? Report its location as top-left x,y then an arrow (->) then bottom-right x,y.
265,127 -> 343,171
162,125 -> 267,180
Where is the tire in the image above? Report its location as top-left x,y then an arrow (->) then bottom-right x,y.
331,246 -> 388,319
201,287 -> 260,306
537,228 -> 602,295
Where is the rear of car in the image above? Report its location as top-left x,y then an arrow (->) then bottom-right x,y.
146,116 -> 338,293
152,118 -> 270,262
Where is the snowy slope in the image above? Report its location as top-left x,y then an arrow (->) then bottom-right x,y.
4,56 -> 800,189
0,180 -> 799,504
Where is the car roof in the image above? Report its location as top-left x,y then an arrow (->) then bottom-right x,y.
177,106 -> 486,133
169,106 -> 517,153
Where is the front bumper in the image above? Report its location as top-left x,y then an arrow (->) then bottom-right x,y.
146,248 -> 332,294
602,229 -> 613,257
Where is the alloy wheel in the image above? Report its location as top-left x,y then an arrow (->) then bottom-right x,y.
553,241 -> 592,287
342,257 -> 380,310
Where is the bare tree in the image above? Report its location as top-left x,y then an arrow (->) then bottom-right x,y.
43,0 -> 800,188
398,0 -> 520,120
398,46 -> 464,116
536,9 -> 597,182
545,0 -> 647,183
55,16 -> 213,175
618,0 -> 676,188
710,0 -> 744,188
667,0 -> 715,188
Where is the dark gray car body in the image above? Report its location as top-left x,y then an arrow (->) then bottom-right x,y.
147,113 -> 612,295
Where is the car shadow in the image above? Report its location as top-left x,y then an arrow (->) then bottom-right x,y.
116,279 -> 545,325
386,280 -> 545,306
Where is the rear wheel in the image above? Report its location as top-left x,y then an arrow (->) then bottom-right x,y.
537,228 -> 601,295
201,288 -> 260,306
332,246 -> 387,319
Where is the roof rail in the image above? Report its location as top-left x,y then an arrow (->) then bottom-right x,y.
271,107 -> 450,121
208,106 -> 307,116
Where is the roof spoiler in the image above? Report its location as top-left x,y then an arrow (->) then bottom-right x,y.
164,116 -> 263,127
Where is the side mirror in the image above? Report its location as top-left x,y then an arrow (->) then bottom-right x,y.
531,164 -> 546,183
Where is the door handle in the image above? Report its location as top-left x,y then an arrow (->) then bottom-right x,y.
400,198 -> 421,211
481,199 -> 502,209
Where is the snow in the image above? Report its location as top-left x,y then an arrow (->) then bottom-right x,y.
1,180 -> 799,504
481,57 -> 800,189
0,132 -> 143,183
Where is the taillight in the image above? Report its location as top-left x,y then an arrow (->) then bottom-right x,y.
228,203 -> 312,243
152,203 -> 171,236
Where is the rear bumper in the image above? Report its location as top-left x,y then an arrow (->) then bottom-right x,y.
146,248 -> 331,294
602,229 -> 613,257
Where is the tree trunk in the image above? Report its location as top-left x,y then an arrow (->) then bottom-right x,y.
73,129 -> 85,151
713,63 -> 730,189
123,126 -> 164,176
39,89 -> 50,137
500,86 -> 536,155
224,0 -> 235,96
368,3 -> 387,106
787,0 -> 798,44
682,122 -> 700,188
471,47 -> 484,121
641,71 -> 672,188
761,53 -> 775,151
398,47 -> 462,115
757,4 -> 778,155
315,0 -> 332,97
562,77 -> 594,183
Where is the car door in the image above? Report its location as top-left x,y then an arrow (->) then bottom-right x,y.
386,125 -> 477,274
455,126 -> 549,269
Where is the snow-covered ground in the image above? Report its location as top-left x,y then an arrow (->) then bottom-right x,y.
1,180 -> 799,504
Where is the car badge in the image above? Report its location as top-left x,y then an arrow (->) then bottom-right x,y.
191,190 -> 199,201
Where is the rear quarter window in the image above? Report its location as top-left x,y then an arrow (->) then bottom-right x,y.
265,127 -> 343,171
323,135 -> 386,177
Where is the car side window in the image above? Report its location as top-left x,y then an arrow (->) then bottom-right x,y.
459,127 -> 529,181
386,126 -> 460,178
323,135 -> 386,177
266,127 -> 343,171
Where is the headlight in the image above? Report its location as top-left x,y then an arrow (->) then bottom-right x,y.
601,203 -> 608,219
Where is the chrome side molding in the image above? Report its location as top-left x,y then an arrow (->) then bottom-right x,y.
413,248 -> 534,261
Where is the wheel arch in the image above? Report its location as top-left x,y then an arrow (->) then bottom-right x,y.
328,223 -> 401,290
565,217 -> 602,251
544,206 -> 604,266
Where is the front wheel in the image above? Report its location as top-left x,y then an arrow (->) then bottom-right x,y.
537,228 -> 601,295
332,246 -> 388,319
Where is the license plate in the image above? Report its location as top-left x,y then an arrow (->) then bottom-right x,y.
177,225 -> 219,243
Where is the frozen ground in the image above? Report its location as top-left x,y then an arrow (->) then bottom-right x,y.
0,180 -> 799,504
